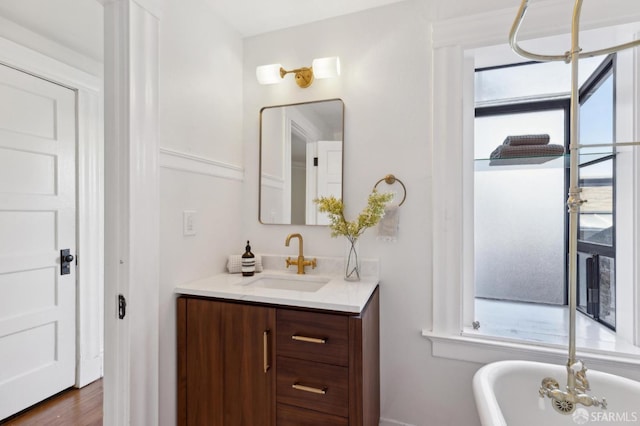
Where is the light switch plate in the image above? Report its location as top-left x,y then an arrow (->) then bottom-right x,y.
183,210 -> 196,236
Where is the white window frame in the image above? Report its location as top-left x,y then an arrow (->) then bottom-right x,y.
423,2 -> 640,378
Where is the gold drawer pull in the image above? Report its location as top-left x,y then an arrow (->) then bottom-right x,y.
292,383 -> 327,395
263,330 -> 271,373
291,335 -> 327,344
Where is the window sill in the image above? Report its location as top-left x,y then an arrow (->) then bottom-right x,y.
422,329 -> 640,379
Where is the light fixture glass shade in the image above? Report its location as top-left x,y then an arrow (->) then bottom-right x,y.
256,63 -> 283,85
312,57 -> 341,79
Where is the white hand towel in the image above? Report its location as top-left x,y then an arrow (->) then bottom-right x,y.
377,206 -> 399,242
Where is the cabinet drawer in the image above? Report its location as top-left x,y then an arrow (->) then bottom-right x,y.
277,403 -> 348,426
277,309 -> 349,366
277,356 -> 348,417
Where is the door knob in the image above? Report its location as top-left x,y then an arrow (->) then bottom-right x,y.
61,249 -> 74,275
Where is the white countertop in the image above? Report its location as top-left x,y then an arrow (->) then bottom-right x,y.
174,268 -> 379,314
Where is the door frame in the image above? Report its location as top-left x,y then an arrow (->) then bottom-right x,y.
0,36 -> 104,388
102,1 -> 161,424
283,106 -> 320,224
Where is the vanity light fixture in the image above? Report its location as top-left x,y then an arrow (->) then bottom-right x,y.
256,57 -> 341,88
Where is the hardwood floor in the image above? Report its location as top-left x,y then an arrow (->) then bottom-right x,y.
0,379 -> 103,426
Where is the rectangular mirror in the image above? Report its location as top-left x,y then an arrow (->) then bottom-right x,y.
259,99 -> 344,225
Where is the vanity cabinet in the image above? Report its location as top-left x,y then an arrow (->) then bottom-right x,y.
177,287 -> 379,426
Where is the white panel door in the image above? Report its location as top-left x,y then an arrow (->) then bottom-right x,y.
0,63 -> 76,420
316,141 -> 343,226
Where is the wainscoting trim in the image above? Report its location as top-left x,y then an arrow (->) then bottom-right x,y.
159,147 -> 244,181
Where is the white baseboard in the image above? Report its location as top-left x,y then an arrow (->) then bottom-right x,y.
380,418 -> 416,426
76,354 -> 104,388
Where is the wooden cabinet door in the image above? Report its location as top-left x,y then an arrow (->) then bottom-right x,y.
221,302 -> 276,426
179,298 -> 224,426
177,298 -> 275,426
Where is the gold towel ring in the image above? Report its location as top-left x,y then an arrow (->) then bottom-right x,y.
373,174 -> 406,206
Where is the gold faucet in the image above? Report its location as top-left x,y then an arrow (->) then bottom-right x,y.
285,233 -> 317,274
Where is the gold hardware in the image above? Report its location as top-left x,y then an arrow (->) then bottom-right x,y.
292,335 -> 327,344
280,67 -> 314,88
373,174 -> 407,206
285,233 -> 317,274
256,57 -> 340,88
263,330 -> 271,373
292,383 -> 327,395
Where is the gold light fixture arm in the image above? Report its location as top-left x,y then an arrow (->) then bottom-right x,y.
257,57 -> 338,88
279,66 -> 314,88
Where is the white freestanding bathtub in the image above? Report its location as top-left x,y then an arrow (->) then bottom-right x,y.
473,360 -> 640,426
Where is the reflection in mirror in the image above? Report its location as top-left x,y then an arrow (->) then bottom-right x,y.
260,99 -> 344,225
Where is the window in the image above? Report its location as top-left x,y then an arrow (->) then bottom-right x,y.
474,102 -> 568,306
426,5 -> 640,368
577,58 -> 616,329
473,56 -> 618,336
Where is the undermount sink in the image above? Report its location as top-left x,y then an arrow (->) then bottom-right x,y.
244,275 -> 330,292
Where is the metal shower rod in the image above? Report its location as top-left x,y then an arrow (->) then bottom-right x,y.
510,0 -> 640,63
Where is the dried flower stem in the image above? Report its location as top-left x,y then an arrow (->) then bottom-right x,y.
314,190 -> 394,240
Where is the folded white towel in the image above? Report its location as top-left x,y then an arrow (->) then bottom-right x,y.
377,206 -> 399,242
227,254 -> 263,274
503,134 -> 550,146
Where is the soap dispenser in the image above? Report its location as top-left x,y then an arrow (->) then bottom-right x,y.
241,241 -> 255,277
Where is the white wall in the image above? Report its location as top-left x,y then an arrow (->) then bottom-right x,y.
243,2 -> 486,425
157,0 -> 244,424
0,7 -> 102,78
434,0 -> 539,20
158,0 -> 242,165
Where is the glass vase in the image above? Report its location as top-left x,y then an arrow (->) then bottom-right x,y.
344,237 -> 360,281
